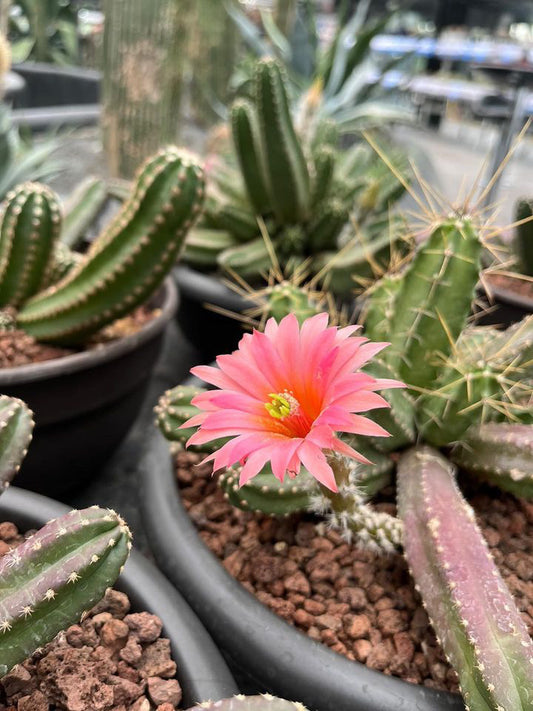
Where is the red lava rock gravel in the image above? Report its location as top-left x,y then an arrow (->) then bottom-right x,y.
0,525 -> 182,711
175,450 -> 533,694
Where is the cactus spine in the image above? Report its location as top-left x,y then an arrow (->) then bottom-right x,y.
0,506 -> 131,676
18,147 -> 205,345
0,395 -> 33,492
0,183 -> 62,308
398,446 -> 533,710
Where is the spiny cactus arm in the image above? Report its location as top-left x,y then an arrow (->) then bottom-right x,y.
188,694 -> 307,711
515,197 -> 533,277
398,446 -> 533,711
311,452 -> 403,554
0,506 -> 131,676
206,203 -> 260,243
0,395 -> 33,493
60,176 -> 107,249
17,148 -> 205,345
255,59 -> 311,224
183,228 -> 240,270
361,273 -> 403,343
488,315 -> 533,376
262,282 -> 322,325
307,198 -> 348,253
231,99 -> 271,216
387,217 -> 482,389
41,242 -> 84,289
450,423 -> 533,499
0,182 -> 62,308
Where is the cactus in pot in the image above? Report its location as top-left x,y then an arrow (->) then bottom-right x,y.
0,145 -> 205,346
183,57 -> 409,296
159,192 -> 533,707
0,394 -> 132,676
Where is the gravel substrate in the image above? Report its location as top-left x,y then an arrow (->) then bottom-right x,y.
175,451 -> 533,693
0,523 -> 182,711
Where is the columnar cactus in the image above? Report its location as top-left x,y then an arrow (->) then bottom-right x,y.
0,395 -> 33,492
397,447 -> 533,710
514,197 -> 533,276
0,183 -> 62,308
0,506 -> 131,676
16,147 -> 205,345
183,57 -> 408,293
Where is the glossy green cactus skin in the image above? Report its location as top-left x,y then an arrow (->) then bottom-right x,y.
17,148 -> 205,345
0,506 -> 131,676
190,695 -> 307,711
0,395 -> 33,493
231,99 -> 270,216
0,183 -> 62,308
386,216 -> 482,388
42,242 -> 84,288
451,423 -> 533,499
398,446 -> 533,711
515,197 -> 533,276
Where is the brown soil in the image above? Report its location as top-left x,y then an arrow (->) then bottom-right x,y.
0,523 -> 182,711
175,451 -> 533,694
0,307 -> 158,370
486,272 -> 533,302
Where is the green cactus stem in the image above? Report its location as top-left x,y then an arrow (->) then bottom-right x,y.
231,100 -> 271,216
190,695 -> 307,711
61,176 -> 107,249
450,423 -> 533,499
255,59 -> 311,223
310,145 -> 336,207
42,242 -> 84,288
262,282 -> 322,325
0,506 -> 131,676
361,273 -> 403,343
218,236 -> 272,280
514,197 -> 533,277
183,228 -> 240,270
0,182 -> 62,308
311,452 -> 403,553
397,446 -> 533,711
0,395 -> 33,493
17,147 -> 205,345
307,198 -> 348,253
386,215 -> 482,389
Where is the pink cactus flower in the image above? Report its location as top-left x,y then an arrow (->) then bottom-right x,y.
183,313 -> 403,491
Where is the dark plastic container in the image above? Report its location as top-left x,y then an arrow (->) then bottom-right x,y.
0,278 -> 177,497
0,485 -> 238,706
139,428 -> 464,711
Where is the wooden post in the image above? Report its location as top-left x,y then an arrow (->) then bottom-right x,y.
101,0 -> 193,178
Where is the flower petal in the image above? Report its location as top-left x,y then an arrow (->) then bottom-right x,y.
299,441 -> 338,491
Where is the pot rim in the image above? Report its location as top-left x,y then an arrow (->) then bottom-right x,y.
488,281 -> 533,312
0,277 -> 178,386
139,428 -> 464,711
0,484 -> 238,706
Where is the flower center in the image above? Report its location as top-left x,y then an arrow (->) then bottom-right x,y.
265,392 -> 299,420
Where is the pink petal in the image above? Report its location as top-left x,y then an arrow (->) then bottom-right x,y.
329,436 -> 372,464
369,378 -> 406,391
299,441 -> 338,491
216,353 -> 272,400
330,391 -> 390,412
344,414 -> 390,437
269,438 -> 303,482
239,448 -> 277,486
180,412 -> 207,429
191,364 -> 237,391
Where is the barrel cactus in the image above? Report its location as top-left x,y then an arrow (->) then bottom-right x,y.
0,146 -> 204,346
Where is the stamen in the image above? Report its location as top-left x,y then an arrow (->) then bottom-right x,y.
265,392 -> 299,419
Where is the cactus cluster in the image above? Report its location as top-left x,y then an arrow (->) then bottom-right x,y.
0,394 -> 131,676
183,58 -> 408,295
0,146 -> 205,346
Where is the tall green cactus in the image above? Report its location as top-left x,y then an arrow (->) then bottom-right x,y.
398,447 -> 533,710
0,506 -> 131,676
0,182 -> 61,308
17,147 -> 205,345
0,395 -> 33,492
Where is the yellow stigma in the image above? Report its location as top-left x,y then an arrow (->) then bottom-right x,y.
265,392 -> 296,419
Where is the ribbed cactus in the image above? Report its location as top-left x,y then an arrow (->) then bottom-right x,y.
182,57 -> 408,294
60,176 -> 107,249
450,423 -> 533,499
42,242 -> 84,288
17,147 -> 205,345
398,447 -> 533,710
190,695 -> 307,711
0,183 -> 62,308
0,395 -> 33,492
514,197 -> 533,276
0,506 -> 131,676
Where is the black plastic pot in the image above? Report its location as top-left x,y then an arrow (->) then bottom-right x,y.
0,278 -> 177,497
0,485 -> 238,706
475,282 -> 533,327
139,428 -> 464,711
173,266 -> 254,359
